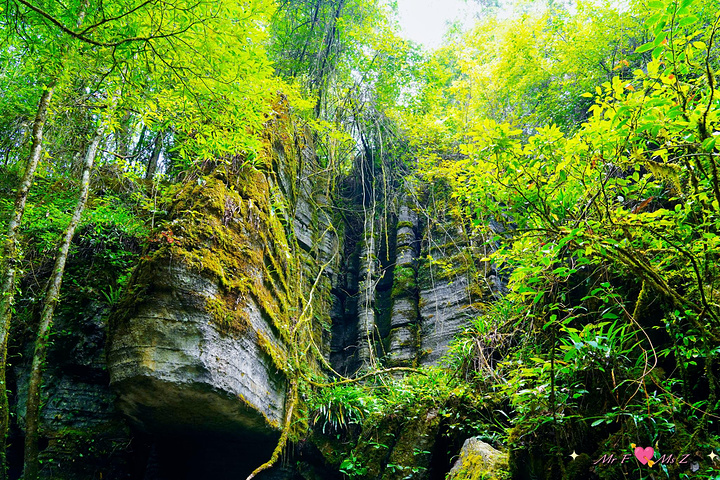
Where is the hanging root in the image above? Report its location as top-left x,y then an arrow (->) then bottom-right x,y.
245,379 -> 297,480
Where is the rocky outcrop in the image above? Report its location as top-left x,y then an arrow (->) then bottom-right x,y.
107,170 -> 290,449
447,437 -> 508,480
343,406 -> 441,480
107,106 -> 342,476
7,106 -> 502,479
329,184 -> 501,372
108,256 -> 287,436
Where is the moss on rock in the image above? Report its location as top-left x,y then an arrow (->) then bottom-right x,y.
446,437 -> 508,480
391,265 -> 417,299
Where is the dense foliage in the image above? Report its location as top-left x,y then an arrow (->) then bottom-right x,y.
403,0 -> 720,478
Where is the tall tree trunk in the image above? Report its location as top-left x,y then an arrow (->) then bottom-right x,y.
22,129 -> 102,480
144,130 -> 164,180
0,83 -> 55,480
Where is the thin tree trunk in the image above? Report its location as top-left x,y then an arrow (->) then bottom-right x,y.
22,129 -> 102,480
313,0 -> 344,117
144,130 -> 163,180
116,109 -> 132,160
0,83 -> 55,480
132,124 -> 148,159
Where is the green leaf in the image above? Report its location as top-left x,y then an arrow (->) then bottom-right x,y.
653,20 -> 667,36
652,45 -> 665,60
702,137 -> 716,152
653,32 -> 667,46
678,15 -> 698,27
636,42 -> 655,53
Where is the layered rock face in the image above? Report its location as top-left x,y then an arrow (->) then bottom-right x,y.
385,202 -> 420,367
107,174 -> 288,450
330,186 -> 503,372
108,257 -> 287,437
417,211 -> 484,365
105,108 -> 342,477
102,143 -> 497,475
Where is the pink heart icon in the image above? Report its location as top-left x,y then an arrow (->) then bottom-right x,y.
634,446 -> 654,464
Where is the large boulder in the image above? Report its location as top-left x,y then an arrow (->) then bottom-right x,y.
447,437 -> 508,480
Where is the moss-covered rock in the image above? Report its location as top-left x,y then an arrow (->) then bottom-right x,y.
447,437 -> 508,480
391,264 -> 417,299
382,408 -> 441,480
107,101 -> 341,455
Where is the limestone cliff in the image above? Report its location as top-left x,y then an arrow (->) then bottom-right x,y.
107,103 -> 343,473
330,176 -> 504,373
7,105 -> 498,479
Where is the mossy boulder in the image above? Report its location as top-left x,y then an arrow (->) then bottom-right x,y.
447,437 -> 508,480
